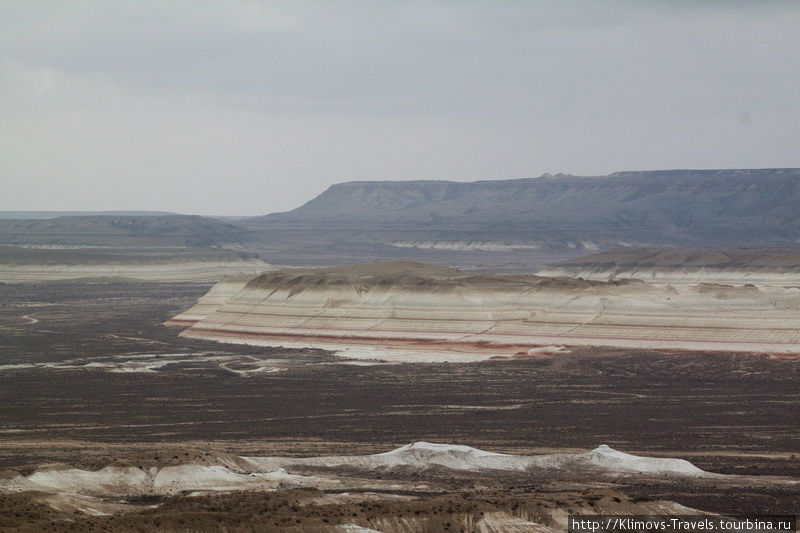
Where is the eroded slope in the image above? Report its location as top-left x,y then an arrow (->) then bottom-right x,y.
172,262 -> 800,356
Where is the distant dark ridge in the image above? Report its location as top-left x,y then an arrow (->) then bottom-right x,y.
0,210 -> 179,220
246,168 -> 800,250
607,168 -> 800,178
0,215 -> 253,248
255,168 -> 800,221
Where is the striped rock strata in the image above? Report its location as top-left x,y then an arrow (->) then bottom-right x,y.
167,262 -> 800,357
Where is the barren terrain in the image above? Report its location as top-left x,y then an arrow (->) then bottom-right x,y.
0,281 -> 797,530
171,262 -> 800,356
6,169 -> 800,273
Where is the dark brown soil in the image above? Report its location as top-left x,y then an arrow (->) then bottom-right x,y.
0,281 -> 798,522
0,487 -> 726,532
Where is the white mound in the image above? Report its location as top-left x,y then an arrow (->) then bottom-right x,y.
153,465 -> 250,492
27,466 -> 149,495
337,525 -> 384,533
371,442 -> 709,476
244,442 -> 712,478
12,463 -> 337,498
588,444 -> 706,475
531,444 -> 708,476
1,442 -> 713,508
371,441 -> 531,471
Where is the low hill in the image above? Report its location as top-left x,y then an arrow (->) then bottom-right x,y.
0,210 -> 178,220
0,215 -> 253,248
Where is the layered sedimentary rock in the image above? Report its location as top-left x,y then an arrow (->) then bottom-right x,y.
0,245 -> 270,283
540,248 -> 800,284
170,262 -> 800,356
166,275 -> 253,325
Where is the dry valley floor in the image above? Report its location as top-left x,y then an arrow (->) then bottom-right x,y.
0,281 -> 797,530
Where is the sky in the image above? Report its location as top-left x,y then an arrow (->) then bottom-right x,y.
1,1 -> 799,216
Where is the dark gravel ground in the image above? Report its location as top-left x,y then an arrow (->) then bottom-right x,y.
0,281 -> 798,517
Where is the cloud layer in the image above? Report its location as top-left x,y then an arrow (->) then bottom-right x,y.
2,1 -> 798,215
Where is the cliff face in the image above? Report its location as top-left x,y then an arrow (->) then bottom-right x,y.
170,262 -> 800,357
242,169 -> 800,268
252,169 -> 800,244
9,170 -> 798,271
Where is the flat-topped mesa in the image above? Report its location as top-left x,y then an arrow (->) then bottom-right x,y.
248,170 -> 800,255
169,261 -> 800,356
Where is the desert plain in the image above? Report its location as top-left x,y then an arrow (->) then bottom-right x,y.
2,171 -> 800,530
0,275 -> 798,531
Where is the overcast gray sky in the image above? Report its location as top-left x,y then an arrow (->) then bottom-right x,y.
1,1 -> 798,216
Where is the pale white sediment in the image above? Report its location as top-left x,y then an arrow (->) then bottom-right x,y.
537,265 -> 800,286
19,314 -> 39,324
2,443 -> 715,501
0,260 -> 271,283
389,241 -> 544,252
242,442 -> 711,478
0,443 -> 753,519
165,275 -> 253,325
539,249 -> 800,286
171,262 -> 800,357
0,352 -> 287,375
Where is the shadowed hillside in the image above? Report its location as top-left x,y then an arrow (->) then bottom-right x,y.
0,215 -> 254,248
0,210 -> 178,220
4,170 -> 800,272
244,169 -> 800,268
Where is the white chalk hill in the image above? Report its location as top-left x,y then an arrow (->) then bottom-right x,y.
1,443 -> 711,507
534,444 -> 706,476
244,442 -> 709,477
